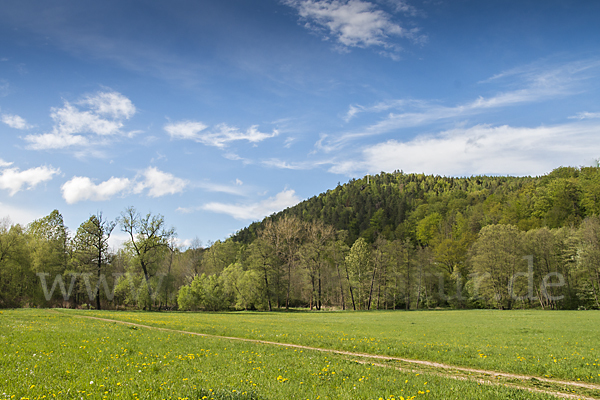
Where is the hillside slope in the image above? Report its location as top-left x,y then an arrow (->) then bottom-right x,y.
233,166 -> 600,245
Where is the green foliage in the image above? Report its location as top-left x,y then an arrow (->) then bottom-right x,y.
576,217 -> 600,308
4,167 -> 600,312
233,167 -> 600,247
177,273 -> 230,311
223,263 -> 264,310
416,212 -> 442,246
345,238 -> 372,310
27,210 -> 69,277
0,221 -> 32,307
471,224 -> 525,309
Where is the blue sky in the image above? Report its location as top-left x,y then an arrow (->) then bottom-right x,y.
1,0 -> 600,247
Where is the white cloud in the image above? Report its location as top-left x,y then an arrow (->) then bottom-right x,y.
569,111 -> 600,120
204,123 -> 278,147
285,0 -> 424,53
223,152 -> 253,165
135,167 -> 187,197
262,158 -> 331,170
329,121 -> 600,177
1,113 -> 32,129
382,0 -> 418,16
24,91 -> 136,150
164,120 -> 208,140
343,99 -> 408,121
283,137 -> 296,148
165,121 -> 278,148
172,237 -> 195,249
362,87 -> 561,134
195,180 -> 246,196
50,102 -> 123,136
0,159 -> 13,167
480,58 -> 600,85
223,153 -> 243,161
344,104 -> 364,122
0,202 -> 43,226
81,91 -> 136,119
107,233 -> 129,251
202,189 -> 301,220
25,132 -> 89,150
0,165 -> 60,195
60,167 -> 187,204
61,176 -> 132,204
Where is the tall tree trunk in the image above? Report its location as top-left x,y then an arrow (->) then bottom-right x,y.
344,264 -> 356,310
405,258 -> 411,311
286,263 -> 291,310
96,245 -> 102,310
165,247 -> 174,309
263,265 -> 272,311
318,267 -> 322,310
536,286 -> 545,309
140,261 -> 153,310
310,274 -> 315,310
424,279 -> 429,309
367,266 -> 377,310
275,272 -> 281,309
592,271 -> 600,309
416,265 -> 423,310
335,262 -> 345,310
376,266 -> 383,310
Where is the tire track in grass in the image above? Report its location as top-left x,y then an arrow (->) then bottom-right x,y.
349,358 -> 599,400
57,311 -> 600,400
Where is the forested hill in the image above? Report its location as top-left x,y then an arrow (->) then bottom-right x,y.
233,166 -> 600,245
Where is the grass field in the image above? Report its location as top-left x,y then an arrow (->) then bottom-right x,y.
1,309 -> 598,400
67,309 -> 600,383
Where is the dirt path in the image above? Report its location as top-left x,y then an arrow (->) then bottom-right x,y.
58,312 -> 600,400
350,358 -> 598,400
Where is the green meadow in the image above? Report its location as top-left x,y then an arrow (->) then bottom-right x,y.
1,309 -> 598,400
68,309 -> 600,383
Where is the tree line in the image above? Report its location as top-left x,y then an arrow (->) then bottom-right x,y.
177,216 -> 600,311
1,166 -> 600,310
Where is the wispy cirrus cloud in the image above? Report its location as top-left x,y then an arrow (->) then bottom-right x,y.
343,99 -> 409,122
479,57 -> 600,84
195,180 -> 247,196
199,189 -> 301,220
165,121 -> 278,148
61,166 -> 187,204
223,152 -> 254,165
569,111 -> 600,120
1,113 -> 33,129
0,164 -> 60,196
0,80 -> 9,97
329,121 -> 600,177
284,0 -> 425,57
380,0 -> 419,16
262,158 -> 332,170
24,91 -> 136,151
324,58 -> 600,152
